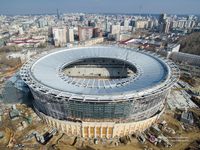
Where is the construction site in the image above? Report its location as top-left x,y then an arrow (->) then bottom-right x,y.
0,46 -> 200,150
0,103 -> 200,150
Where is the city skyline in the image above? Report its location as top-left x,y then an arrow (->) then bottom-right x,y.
1,0 -> 200,15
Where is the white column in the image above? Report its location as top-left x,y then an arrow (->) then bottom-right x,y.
94,126 -> 96,138
112,127 -> 114,138
100,127 -> 102,138
128,125 -> 131,135
82,126 -> 85,137
76,126 -> 79,136
106,127 -> 108,138
123,125 -> 126,136
61,122 -> 64,132
88,126 -> 90,138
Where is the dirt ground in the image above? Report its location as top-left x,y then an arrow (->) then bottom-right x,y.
0,106 -> 200,150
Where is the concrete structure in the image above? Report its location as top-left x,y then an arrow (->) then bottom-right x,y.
7,36 -> 46,48
110,24 -> 121,34
93,28 -> 102,38
172,20 -> 196,29
9,109 -> 20,120
167,44 -> 180,53
67,28 -> 74,43
78,26 -> 93,41
20,46 -> 179,138
52,27 -> 67,47
168,85 -> 198,110
169,52 -> 200,78
159,14 -> 167,24
67,37 -> 104,48
180,111 -> 194,125
36,108 -> 163,138
123,19 -> 130,28
122,19 -> 130,31
78,37 -> 104,47
161,21 -> 170,34
135,20 -> 149,29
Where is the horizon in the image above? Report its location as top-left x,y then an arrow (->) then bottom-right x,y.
1,12 -> 200,16
1,0 -> 200,15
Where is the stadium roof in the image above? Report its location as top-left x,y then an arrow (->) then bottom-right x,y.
20,46 -> 179,99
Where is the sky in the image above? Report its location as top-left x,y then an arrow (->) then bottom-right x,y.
0,0 -> 200,15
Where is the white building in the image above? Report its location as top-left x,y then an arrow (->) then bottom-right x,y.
52,27 -> 67,47
110,24 -> 121,34
135,20 -> 149,29
167,44 -> 180,52
67,28 -> 74,43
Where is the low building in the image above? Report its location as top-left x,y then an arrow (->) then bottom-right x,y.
169,52 -> 200,78
7,36 -> 46,48
69,37 -> 104,48
167,44 -> 180,52
180,111 -> 194,125
9,109 -> 20,120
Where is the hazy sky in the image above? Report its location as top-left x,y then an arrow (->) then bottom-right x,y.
1,0 -> 200,15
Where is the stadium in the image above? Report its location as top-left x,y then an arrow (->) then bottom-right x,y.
20,46 -> 179,138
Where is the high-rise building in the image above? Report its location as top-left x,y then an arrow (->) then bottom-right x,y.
78,26 -> 93,41
123,19 -> 130,27
177,20 -> 186,28
135,20 -> 149,29
52,27 -> 67,47
130,20 -> 136,27
88,20 -> 96,27
38,19 -> 47,28
18,27 -> 24,35
184,20 -> 195,29
79,15 -> 85,22
93,28 -> 102,38
187,15 -> 194,20
67,28 -> 74,43
148,20 -> 154,29
160,20 -> 170,33
110,24 -> 120,34
159,13 -> 167,24
171,21 -> 178,28
105,16 -> 109,32
121,19 -> 130,31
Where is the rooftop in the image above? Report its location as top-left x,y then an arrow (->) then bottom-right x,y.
169,52 -> 200,67
20,46 -> 179,100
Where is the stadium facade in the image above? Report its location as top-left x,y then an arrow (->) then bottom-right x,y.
20,46 -> 179,138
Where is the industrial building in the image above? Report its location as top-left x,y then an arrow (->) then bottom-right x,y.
20,46 -> 179,138
169,52 -> 200,78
